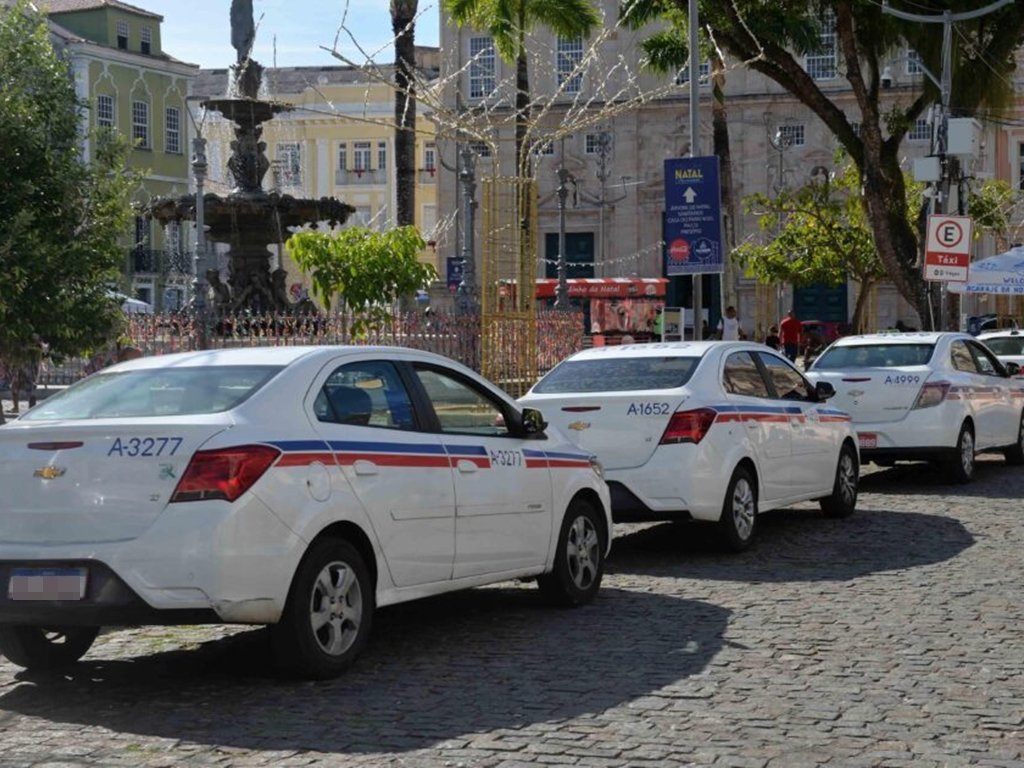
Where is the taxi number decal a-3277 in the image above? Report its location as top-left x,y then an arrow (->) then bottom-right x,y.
489,449 -> 522,467
108,437 -> 184,457
627,402 -> 671,416
884,375 -> 921,385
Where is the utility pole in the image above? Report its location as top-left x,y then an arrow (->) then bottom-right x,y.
455,144 -> 479,315
688,0 -> 702,339
881,0 -> 1012,330
191,136 -> 209,350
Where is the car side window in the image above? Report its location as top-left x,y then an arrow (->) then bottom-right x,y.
413,366 -> 512,437
950,341 -> 978,373
723,352 -> 771,398
756,352 -> 813,401
316,360 -> 416,430
967,341 -> 1001,376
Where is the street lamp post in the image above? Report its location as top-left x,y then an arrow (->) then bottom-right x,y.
191,136 -> 209,349
455,144 -> 479,315
554,163 -> 576,311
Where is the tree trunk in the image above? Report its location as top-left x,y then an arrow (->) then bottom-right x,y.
392,2 -> 418,228
851,278 -> 873,333
515,47 -> 530,179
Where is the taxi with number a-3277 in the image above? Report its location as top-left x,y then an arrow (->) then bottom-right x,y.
805,332 -> 1024,482
519,341 -> 859,552
0,346 -> 611,679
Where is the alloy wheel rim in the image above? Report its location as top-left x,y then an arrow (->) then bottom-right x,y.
309,560 -> 362,657
566,515 -> 600,590
839,453 -> 857,506
732,478 -> 755,540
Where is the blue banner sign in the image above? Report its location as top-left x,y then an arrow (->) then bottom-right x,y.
446,256 -> 464,293
664,156 -> 724,275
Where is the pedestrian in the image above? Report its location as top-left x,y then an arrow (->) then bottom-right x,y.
716,306 -> 745,340
802,329 -> 824,369
780,309 -> 802,362
765,325 -> 781,351
652,307 -> 664,340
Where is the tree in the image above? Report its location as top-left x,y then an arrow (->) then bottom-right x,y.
391,0 -> 418,228
0,0 -> 136,422
622,0 -> 1024,328
444,0 -> 601,177
287,225 -> 437,336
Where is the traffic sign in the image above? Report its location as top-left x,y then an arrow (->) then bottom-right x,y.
924,214 -> 973,282
663,157 -> 724,276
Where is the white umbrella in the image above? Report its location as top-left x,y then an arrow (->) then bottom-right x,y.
107,291 -> 154,314
948,246 -> 1024,295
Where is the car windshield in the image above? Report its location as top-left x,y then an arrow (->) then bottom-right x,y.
22,365 -> 283,420
812,344 -> 934,369
983,337 -> 1024,356
532,356 -> 700,393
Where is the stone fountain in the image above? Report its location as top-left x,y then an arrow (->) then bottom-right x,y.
148,0 -> 353,313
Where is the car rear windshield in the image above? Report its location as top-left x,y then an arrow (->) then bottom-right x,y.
982,337 -> 1024,356
812,344 -> 934,369
22,365 -> 283,420
532,356 -> 700,393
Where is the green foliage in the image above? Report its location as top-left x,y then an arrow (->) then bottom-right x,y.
287,226 -> 437,337
0,1 -> 136,368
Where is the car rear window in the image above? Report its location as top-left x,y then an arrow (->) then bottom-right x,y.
22,365 -> 283,420
532,356 -> 699,393
812,344 -> 934,369
982,337 -> 1024,356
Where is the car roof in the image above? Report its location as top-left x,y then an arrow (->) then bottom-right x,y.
104,345 -> 446,372
978,329 -> 1022,339
567,341 -> 758,360
828,332 -> 963,346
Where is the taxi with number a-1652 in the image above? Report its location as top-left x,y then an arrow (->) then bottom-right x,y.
0,347 -> 611,679
805,332 -> 1024,482
519,341 -> 859,552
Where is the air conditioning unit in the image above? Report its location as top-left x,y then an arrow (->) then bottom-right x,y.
946,118 -> 982,159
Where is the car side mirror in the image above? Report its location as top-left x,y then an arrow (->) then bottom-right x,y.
1005,362 -> 1021,377
521,407 -> 548,435
815,381 -> 836,401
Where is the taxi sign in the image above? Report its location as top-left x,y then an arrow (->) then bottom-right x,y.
924,215 -> 972,282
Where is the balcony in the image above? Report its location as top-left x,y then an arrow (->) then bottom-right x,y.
129,248 -> 193,276
336,168 -> 386,186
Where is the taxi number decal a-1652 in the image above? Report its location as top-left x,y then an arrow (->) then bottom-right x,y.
627,402 -> 671,416
884,375 -> 921,385
489,449 -> 522,467
108,437 -> 184,457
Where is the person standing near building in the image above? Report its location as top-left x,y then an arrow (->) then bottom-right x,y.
780,310 -> 802,362
716,306 -> 744,340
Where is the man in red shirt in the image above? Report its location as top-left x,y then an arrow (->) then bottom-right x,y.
779,310 -> 802,362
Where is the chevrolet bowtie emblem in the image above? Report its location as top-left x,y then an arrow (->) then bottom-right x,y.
847,389 -> 865,397
567,421 -> 591,431
34,466 -> 66,480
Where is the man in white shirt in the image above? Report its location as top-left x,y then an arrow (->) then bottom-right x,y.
716,305 -> 745,340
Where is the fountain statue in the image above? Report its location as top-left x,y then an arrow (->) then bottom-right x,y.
148,0 -> 353,313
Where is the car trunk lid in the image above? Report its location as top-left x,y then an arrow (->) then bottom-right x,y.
809,367 -> 932,423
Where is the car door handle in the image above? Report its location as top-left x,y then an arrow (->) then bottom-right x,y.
456,459 -> 478,474
353,460 -> 378,476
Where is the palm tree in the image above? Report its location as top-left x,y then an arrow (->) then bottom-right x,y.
391,0 -> 418,228
445,0 -> 600,177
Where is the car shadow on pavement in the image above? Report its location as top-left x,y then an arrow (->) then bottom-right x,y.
0,587 -> 728,753
609,506 -> 974,582
858,457 -> 1022,498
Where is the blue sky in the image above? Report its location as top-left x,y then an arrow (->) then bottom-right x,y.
141,0 -> 441,70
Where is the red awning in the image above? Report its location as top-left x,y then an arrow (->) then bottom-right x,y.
535,278 -> 668,299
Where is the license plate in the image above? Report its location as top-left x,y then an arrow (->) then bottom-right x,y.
858,432 -> 878,450
7,567 -> 87,601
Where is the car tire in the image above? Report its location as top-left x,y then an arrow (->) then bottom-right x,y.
270,538 -> 374,680
538,498 -> 605,607
718,466 -> 758,552
819,443 -> 859,518
944,422 -> 976,484
0,626 -> 98,671
1003,411 -> 1024,466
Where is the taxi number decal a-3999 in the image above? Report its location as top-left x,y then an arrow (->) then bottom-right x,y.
627,402 -> 671,416
884,375 -> 921,385
108,437 -> 184,457
489,449 -> 522,467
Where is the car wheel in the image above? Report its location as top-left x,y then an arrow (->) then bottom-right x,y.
944,422 -> 975,484
0,626 -> 98,671
538,498 -> 605,607
718,466 -> 758,552
1004,411 -> 1024,466
819,443 -> 859,518
271,538 -> 374,680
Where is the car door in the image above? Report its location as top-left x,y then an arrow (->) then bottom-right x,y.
409,363 -> 553,580
967,340 -> 1017,448
310,358 -> 456,588
721,351 -> 791,502
756,351 -> 836,496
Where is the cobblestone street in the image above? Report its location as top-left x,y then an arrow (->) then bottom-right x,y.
0,458 -> 1022,767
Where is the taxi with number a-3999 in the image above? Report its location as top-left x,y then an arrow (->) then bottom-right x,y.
0,346 -> 610,679
519,341 -> 859,552
805,332 -> 1024,482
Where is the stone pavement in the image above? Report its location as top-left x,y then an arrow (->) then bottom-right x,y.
0,458 -> 1022,767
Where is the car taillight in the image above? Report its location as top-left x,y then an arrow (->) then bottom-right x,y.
171,445 -> 281,503
913,381 -> 950,409
660,408 -> 717,445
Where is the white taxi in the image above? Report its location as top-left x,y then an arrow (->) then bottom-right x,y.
806,332 -> 1024,481
0,347 -> 610,678
519,342 -> 859,551
977,329 -> 1024,371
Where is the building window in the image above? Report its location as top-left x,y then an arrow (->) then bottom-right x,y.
276,142 -> 302,186
116,20 -> 129,50
354,205 -> 372,227
585,132 -> 611,155
804,10 -> 836,80
97,94 -> 115,128
1019,143 -> 1024,191
377,140 -> 387,171
557,36 -> 584,94
470,142 -> 491,158
422,204 -> 437,240
338,142 -> 347,170
777,124 -> 805,147
533,140 -> 554,156
141,25 -> 152,55
165,107 -> 181,154
850,121 -> 861,137
134,215 -> 149,251
469,36 -> 496,99
675,60 -> 710,86
132,100 -> 149,148
424,142 -> 436,171
908,118 -> 931,142
905,49 -> 924,76
353,141 -> 372,171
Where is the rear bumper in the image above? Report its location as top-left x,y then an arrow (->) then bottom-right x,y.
861,446 -> 954,464
854,409 -> 961,453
